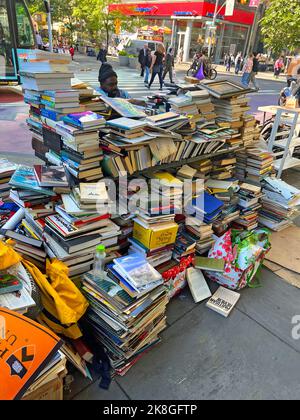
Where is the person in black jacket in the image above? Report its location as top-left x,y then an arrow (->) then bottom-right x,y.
138,43 -> 149,77
250,52 -> 259,91
97,44 -> 107,63
163,47 -> 175,83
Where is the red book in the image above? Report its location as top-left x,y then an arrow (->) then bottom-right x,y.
72,338 -> 94,363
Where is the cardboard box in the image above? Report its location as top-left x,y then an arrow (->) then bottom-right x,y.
133,220 -> 178,250
22,377 -> 64,400
185,76 -> 200,84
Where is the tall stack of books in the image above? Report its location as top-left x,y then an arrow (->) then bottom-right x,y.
240,115 -> 258,147
258,177 -> 300,231
233,182 -> 262,231
187,90 -> 217,122
81,254 -> 168,375
213,96 -> 250,127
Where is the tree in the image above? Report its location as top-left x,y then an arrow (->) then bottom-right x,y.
260,0 -> 300,54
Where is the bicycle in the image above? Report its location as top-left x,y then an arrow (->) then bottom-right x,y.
186,60 -> 218,80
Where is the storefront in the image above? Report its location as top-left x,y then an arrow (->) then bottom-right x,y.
109,1 -> 255,63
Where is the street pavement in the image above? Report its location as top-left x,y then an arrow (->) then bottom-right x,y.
0,54 -> 285,161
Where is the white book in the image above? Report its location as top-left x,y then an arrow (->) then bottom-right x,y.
206,286 -> 240,318
186,268 -> 212,303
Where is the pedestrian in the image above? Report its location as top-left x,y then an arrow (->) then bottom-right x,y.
36,32 -> 43,50
249,52 -> 259,91
69,45 -> 75,61
163,47 -> 175,84
143,48 -> 152,86
148,44 -> 165,90
274,56 -> 284,79
138,43 -> 149,78
235,53 -> 242,74
97,44 -> 107,64
241,54 -> 254,86
177,47 -> 183,64
225,54 -> 232,72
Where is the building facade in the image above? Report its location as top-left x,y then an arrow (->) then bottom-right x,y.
110,0 -> 257,63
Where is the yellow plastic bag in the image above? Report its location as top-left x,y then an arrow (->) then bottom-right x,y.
0,240 -> 22,270
23,259 -> 89,339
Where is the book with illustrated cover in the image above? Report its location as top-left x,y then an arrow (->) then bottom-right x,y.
206,286 -> 240,317
79,182 -> 108,203
100,96 -> 146,118
34,165 -> 68,187
0,273 -> 23,295
0,307 -> 62,400
10,167 -> 55,196
63,111 -> 105,128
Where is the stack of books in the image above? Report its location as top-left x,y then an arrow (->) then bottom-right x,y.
187,90 -> 217,122
186,191 -> 224,225
235,148 -> 274,184
185,216 -> 214,254
81,254 -> 168,375
44,182 -> 119,277
234,182 -> 263,231
240,115 -> 258,147
213,96 -> 251,125
0,159 -> 17,201
210,155 -> 237,180
259,177 -> 300,231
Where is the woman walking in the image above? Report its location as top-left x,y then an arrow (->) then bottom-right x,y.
241,54 -> 253,86
274,56 -> 284,79
163,47 -> 175,83
148,44 -> 165,90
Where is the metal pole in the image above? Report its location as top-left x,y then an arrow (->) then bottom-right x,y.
44,0 -> 53,52
246,4 -> 260,56
208,0 -> 220,59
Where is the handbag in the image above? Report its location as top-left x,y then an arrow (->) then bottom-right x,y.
195,63 -> 205,81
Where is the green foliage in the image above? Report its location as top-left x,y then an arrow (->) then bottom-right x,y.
260,0 -> 300,54
118,50 -> 128,56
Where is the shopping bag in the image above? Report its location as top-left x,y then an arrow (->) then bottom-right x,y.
195,63 -> 205,81
23,259 -> 89,339
204,228 -> 271,290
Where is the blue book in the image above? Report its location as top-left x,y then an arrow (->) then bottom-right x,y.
41,108 -> 62,122
63,111 -> 105,128
10,166 -> 55,196
192,192 -> 224,216
106,117 -> 145,131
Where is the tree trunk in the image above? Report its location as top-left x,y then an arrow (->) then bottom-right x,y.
105,23 -> 109,50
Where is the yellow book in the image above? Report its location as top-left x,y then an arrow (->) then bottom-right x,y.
133,220 -> 178,250
153,172 -> 183,187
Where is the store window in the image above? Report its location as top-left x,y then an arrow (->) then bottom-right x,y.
0,0 -> 15,78
219,24 -> 249,60
15,0 -> 35,47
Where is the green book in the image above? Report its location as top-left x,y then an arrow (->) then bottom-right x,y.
194,256 -> 225,272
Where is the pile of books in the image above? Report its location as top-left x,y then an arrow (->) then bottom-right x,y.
210,155 -> 237,180
235,148 -> 274,184
0,159 -> 17,201
81,254 -> 168,375
240,115 -> 259,147
213,96 -> 251,125
259,177 -> 300,231
44,182 -> 120,277
234,182 -> 263,231
185,216 -> 214,254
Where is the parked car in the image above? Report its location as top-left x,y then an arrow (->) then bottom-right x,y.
120,39 -> 164,56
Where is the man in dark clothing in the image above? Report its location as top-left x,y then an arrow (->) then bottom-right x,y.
250,52 -> 259,91
138,43 -> 149,77
97,44 -> 107,63
163,47 -> 175,83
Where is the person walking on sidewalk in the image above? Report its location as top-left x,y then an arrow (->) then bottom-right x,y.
249,52 -> 259,91
143,47 -> 152,86
69,45 -> 75,61
274,56 -> 284,79
148,44 -> 165,90
138,43 -> 149,78
235,52 -> 242,74
241,54 -> 254,86
97,44 -> 107,64
163,47 -> 175,83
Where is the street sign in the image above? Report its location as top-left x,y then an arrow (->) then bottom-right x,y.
225,0 -> 235,17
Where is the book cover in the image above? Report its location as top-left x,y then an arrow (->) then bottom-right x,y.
0,307 -> 62,400
9,167 -> 55,197
186,267 -> 212,303
0,274 -> 23,295
206,286 -> 240,317
100,96 -> 146,118
34,166 -> 68,187
63,111 -> 105,127
195,256 -> 225,272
